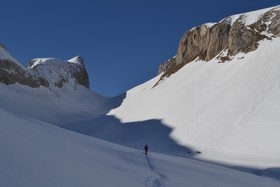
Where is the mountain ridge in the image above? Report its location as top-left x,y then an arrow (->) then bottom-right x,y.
0,46 -> 89,89
158,6 -> 280,79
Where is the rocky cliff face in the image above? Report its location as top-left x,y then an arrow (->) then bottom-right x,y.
0,45 -> 89,89
0,59 -> 49,88
158,56 -> 176,75
158,6 -> 280,79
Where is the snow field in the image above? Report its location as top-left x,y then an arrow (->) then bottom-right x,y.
1,108 -> 279,187
109,38 -> 280,169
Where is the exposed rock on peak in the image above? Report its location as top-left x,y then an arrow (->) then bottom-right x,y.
0,45 -> 90,89
158,56 -> 176,75
176,20 -> 231,66
28,57 -> 90,89
0,58 -> 49,88
0,45 -> 49,88
157,6 -> 280,82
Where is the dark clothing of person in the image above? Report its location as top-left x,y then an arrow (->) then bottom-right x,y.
144,145 -> 148,155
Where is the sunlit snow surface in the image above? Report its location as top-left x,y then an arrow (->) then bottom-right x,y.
109,38 -> 280,169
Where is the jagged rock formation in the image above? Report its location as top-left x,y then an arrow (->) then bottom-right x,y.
0,59 -> 49,88
158,56 -> 176,75
0,45 -> 89,89
158,6 -> 280,79
68,56 -> 90,88
28,56 -> 89,89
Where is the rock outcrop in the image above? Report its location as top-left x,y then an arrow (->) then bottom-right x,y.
176,21 -> 231,66
227,17 -> 267,56
158,56 -> 176,75
68,56 -> 90,88
158,6 -> 280,79
0,45 -> 90,89
0,59 -> 49,88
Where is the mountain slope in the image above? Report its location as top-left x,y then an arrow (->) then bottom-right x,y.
57,6 -> 280,173
108,37 -> 280,166
102,6 -> 280,170
0,83 -> 110,125
158,5 -> 280,78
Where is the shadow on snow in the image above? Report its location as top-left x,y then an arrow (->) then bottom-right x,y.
62,93 -> 194,157
63,114 -> 193,157
61,93 -> 280,181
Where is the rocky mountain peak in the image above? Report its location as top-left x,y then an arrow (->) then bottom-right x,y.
157,6 -> 280,83
0,46 -> 90,89
28,57 -> 90,89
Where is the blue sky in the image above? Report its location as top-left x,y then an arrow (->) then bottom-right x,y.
2,0 -> 279,96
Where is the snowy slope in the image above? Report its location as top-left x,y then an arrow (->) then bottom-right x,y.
0,83 -> 109,125
1,108 -> 279,187
223,5 -> 279,26
107,37 -> 280,168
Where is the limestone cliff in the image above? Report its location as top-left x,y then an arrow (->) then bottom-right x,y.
158,6 -> 280,80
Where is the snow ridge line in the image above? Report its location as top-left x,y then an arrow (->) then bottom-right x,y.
143,154 -> 166,187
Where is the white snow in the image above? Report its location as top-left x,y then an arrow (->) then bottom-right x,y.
68,56 -> 83,65
29,57 -> 83,68
222,5 -> 279,26
204,22 -> 216,28
1,108 -> 279,187
241,6 -> 278,26
223,15 -> 241,25
0,83 -> 108,125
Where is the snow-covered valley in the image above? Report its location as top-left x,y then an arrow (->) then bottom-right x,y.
1,5 -> 280,187
1,108 -> 280,187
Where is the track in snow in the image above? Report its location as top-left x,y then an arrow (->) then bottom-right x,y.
143,154 -> 166,187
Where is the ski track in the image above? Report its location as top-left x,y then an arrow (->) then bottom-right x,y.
143,154 -> 166,187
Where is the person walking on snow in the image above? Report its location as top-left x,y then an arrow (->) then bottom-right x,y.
144,144 -> 148,155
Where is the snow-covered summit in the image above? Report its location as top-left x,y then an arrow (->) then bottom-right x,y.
29,56 -> 85,68
68,56 -> 85,66
28,56 -> 89,89
0,45 -> 90,89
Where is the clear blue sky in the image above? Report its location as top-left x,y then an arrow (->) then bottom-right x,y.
2,0 -> 279,96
